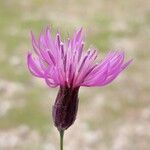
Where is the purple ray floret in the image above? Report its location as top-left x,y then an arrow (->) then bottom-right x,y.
27,28 -> 132,88
27,27 -> 132,131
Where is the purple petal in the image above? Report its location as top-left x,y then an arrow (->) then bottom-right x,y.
27,53 -> 44,78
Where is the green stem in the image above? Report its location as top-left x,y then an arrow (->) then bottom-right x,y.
59,130 -> 64,150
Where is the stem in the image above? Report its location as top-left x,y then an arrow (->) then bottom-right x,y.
59,130 -> 64,150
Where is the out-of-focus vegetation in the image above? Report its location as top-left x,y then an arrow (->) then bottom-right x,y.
0,0 -> 149,149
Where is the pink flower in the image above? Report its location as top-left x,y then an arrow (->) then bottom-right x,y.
27,28 -> 132,131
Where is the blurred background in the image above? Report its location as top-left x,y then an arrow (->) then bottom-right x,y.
0,0 -> 149,150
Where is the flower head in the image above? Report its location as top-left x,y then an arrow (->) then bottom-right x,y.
27,27 -> 132,131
